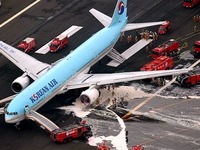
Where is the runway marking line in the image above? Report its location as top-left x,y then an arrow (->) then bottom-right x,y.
122,59 -> 200,120
0,0 -> 41,28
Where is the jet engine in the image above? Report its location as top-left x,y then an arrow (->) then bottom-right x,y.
11,76 -> 30,93
80,88 -> 100,105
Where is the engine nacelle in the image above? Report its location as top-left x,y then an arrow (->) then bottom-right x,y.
11,76 -> 30,93
80,88 -> 100,105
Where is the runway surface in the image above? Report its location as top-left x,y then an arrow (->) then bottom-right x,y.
0,0 -> 200,150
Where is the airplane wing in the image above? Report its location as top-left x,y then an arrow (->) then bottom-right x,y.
59,68 -> 190,93
107,39 -> 153,67
89,8 -> 112,27
89,8 -> 164,32
0,41 -> 51,80
122,21 -> 165,32
35,25 -> 83,54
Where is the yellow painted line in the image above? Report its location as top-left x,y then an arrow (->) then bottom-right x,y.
176,30 -> 200,41
0,0 -> 41,28
154,78 -> 176,95
189,59 -> 200,69
122,59 -> 200,120
122,78 -> 176,119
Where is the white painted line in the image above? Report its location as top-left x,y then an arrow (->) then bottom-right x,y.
0,0 -> 41,28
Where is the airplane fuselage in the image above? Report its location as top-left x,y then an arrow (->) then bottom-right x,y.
5,20 -> 127,123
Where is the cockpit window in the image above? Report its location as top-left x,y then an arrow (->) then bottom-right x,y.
4,103 -> 18,115
6,112 -> 18,115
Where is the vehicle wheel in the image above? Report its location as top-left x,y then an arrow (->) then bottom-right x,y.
63,139 -> 67,143
15,126 -> 20,130
68,137 -> 72,142
186,83 -> 191,88
174,50 -> 178,55
82,132 -> 86,137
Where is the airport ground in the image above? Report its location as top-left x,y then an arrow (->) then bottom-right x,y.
0,0 -> 200,150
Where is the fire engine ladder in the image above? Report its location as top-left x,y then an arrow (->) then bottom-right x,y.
25,106 -> 59,132
107,48 -> 126,64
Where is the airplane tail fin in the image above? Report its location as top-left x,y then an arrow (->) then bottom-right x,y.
109,0 -> 127,27
89,0 -> 127,27
90,0 -> 164,31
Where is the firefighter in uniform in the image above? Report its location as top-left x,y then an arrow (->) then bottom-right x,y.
132,145 -> 144,150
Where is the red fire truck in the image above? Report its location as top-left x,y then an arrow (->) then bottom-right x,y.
158,21 -> 171,35
49,34 -> 69,52
183,0 -> 199,7
141,56 -> 173,85
17,37 -> 36,53
193,40 -> 200,56
176,69 -> 200,87
151,39 -> 179,59
141,56 -> 173,71
50,122 -> 91,143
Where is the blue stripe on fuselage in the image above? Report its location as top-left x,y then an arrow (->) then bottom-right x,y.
6,21 -> 126,120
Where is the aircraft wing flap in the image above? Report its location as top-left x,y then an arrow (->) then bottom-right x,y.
63,69 -> 190,91
107,48 -> 126,64
122,21 -> 165,32
107,39 -> 153,67
89,8 -> 112,27
35,25 -> 82,54
0,41 -> 50,80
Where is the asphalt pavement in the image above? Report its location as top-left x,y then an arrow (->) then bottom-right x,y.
0,0 -> 200,150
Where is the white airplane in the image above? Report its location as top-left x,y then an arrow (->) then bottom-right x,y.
0,0 -> 188,127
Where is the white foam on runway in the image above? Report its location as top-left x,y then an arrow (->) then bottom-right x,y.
57,84 -> 200,150
87,110 -> 128,150
57,99 -> 91,118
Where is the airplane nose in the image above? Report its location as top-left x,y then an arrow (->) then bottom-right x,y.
5,115 -> 13,123
5,114 -> 16,123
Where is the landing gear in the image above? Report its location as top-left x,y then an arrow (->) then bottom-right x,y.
152,77 -> 166,86
15,122 -> 20,130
